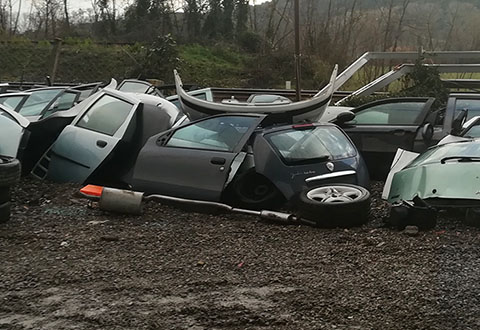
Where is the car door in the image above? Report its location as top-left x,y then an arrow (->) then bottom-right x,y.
132,114 -> 265,201
342,98 -> 434,177
40,93 -> 140,183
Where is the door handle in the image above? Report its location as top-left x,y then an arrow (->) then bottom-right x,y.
391,129 -> 406,136
96,140 -> 107,148
211,157 -> 226,165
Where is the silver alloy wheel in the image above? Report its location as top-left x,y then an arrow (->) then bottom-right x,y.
306,185 -> 363,203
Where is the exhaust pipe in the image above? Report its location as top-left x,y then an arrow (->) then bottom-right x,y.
81,185 -> 304,225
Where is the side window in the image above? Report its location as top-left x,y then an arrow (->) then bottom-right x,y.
118,81 -> 149,94
77,95 -> 133,136
0,96 -> 24,111
42,92 -> 78,119
54,91 -> 77,111
455,99 -> 480,120
166,116 -> 258,152
353,102 -> 427,125
19,89 -> 63,117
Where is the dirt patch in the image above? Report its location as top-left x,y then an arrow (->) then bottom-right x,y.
1,179 -> 480,329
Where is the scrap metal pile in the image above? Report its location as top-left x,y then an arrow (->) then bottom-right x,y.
2,51 -> 480,229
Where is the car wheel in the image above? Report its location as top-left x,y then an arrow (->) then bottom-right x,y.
227,170 -> 285,210
0,202 -> 10,223
0,156 -> 21,187
294,184 -> 370,228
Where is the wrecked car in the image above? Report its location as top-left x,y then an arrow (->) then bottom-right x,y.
0,84 -> 101,122
387,140 -> 480,207
130,114 -> 370,225
32,89 -> 184,184
383,139 -> 480,228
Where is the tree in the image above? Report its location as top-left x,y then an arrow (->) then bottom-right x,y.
222,0 -> 234,38
184,0 -> 202,41
235,0 -> 248,36
203,0 -> 222,38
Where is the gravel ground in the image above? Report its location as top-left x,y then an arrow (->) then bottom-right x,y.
1,179 -> 480,329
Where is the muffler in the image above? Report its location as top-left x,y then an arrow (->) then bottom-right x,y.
80,185 -> 304,224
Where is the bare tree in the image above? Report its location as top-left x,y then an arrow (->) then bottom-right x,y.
63,0 -> 70,31
392,0 -> 410,52
443,1 -> 460,50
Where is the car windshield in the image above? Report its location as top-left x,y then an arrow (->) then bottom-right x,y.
266,126 -> 356,164
407,141 -> 480,168
19,89 -> 63,117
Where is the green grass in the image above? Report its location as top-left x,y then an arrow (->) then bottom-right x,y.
178,44 -> 253,87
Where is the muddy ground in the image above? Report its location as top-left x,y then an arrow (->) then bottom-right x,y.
1,179 -> 480,329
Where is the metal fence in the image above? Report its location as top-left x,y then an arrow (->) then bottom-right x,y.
0,40 -> 142,84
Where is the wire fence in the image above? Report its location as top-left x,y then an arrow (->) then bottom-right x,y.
0,40 -> 143,84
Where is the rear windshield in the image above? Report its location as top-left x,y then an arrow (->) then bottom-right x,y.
266,126 -> 356,165
407,141 -> 480,168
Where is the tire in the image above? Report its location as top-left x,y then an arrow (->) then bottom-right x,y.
0,156 -> 21,187
294,184 -> 370,228
0,187 -> 10,204
225,170 -> 285,210
0,201 -> 11,223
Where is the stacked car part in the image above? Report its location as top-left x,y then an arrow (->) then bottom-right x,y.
0,156 -> 21,222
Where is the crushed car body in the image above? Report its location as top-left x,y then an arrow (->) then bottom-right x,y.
32,88 -> 184,184
386,139 -> 480,207
130,114 -> 369,209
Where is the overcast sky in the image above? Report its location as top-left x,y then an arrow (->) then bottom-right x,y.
18,0 -> 267,15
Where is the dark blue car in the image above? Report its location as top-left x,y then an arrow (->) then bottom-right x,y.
131,113 -> 370,211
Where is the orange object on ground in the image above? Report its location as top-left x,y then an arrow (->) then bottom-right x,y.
80,185 -> 104,197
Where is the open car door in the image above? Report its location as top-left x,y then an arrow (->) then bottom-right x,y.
33,91 -> 141,183
131,114 -> 266,201
341,97 -> 435,177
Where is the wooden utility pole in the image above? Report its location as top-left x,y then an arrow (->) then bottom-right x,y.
294,0 -> 301,101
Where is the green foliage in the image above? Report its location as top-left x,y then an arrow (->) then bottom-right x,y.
178,43 -> 252,87
395,60 -> 449,108
132,34 -> 179,82
236,31 -> 262,53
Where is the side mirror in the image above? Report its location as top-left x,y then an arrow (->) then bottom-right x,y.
335,111 -> 355,125
452,109 -> 468,135
421,123 -> 433,142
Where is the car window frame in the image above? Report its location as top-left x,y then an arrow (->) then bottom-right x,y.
75,93 -> 135,137
161,114 -> 265,154
349,98 -> 435,126
265,125 -> 358,166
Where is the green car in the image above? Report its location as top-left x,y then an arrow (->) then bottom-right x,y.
388,139 -> 480,208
